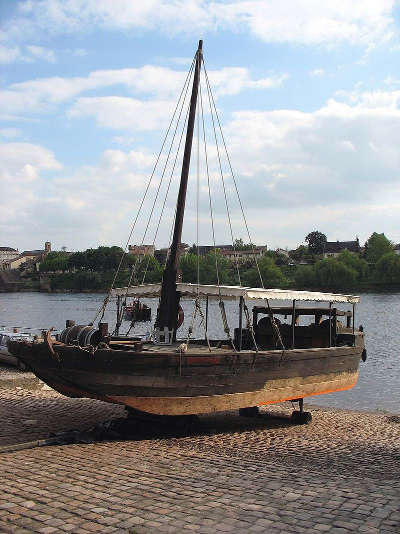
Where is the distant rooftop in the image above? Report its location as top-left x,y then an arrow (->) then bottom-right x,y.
21,250 -> 45,256
324,239 -> 360,254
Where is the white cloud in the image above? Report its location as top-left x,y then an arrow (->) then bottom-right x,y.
1,143 -> 167,249
25,45 -> 56,63
68,96 -> 176,131
0,44 -> 22,63
3,82 -> 400,252
214,1 -> 395,46
0,143 -> 62,242
0,65 -> 287,118
221,90 -> 400,219
0,142 -> 62,177
47,87 -> 400,246
0,128 -> 20,138
209,68 -> 288,96
2,0 -> 396,48
0,43 -> 56,64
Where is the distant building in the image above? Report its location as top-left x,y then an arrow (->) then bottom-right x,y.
1,242 -> 51,271
220,248 -> 267,262
323,238 -> 360,258
0,247 -> 19,265
196,244 -> 267,262
128,244 -> 155,260
154,243 -> 189,264
394,244 -> 400,256
2,255 -> 28,271
276,248 -> 290,258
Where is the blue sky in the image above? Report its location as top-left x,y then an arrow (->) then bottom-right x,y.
1,0 -> 400,252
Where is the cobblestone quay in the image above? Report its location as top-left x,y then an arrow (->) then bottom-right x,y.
1,366 -> 399,534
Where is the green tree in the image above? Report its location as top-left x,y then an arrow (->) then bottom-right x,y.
289,245 -> 308,261
187,243 -> 198,255
134,256 -> 163,284
187,252 -> 236,285
314,258 -> 357,288
233,238 -> 252,251
39,252 -> 69,272
180,253 -> 199,283
305,231 -> 327,255
242,257 -> 286,287
337,250 -> 369,282
373,252 -> 400,284
294,265 -> 317,287
294,257 -> 358,289
68,251 -> 88,270
365,233 -> 393,264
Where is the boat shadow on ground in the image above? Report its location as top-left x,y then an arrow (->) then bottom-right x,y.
0,390 -> 299,450
36,408 -> 300,447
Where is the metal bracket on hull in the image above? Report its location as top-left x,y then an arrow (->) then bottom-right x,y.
154,326 -> 174,345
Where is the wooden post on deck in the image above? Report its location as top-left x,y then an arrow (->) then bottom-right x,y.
205,295 -> 209,334
99,323 -> 108,339
239,296 -> 244,351
291,299 -> 296,349
115,295 -> 121,335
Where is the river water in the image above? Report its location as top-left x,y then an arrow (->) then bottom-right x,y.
1,291 -> 399,414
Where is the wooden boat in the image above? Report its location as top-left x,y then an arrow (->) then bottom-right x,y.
123,299 -> 151,322
8,41 -> 366,424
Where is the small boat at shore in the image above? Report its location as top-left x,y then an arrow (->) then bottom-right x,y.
123,299 -> 151,322
0,331 -> 33,370
8,41 -> 366,424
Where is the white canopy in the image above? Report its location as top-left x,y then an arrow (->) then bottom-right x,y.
111,283 -> 359,304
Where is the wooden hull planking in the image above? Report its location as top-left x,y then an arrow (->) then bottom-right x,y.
8,340 -> 363,415
107,370 -> 359,415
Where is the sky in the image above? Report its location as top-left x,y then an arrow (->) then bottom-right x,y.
1,1 -> 400,252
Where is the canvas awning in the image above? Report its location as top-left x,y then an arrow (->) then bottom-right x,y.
111,283 -> 360,304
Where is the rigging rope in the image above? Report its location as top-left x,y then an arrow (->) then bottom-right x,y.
199,77 -> 237,351
203,58 -> 241,287
202,60 -> 263,287
196,75 -> 200,291
140,101 -> 191,286
202,59 -> 285,351
243,303 -> 259,353
199,79 -> 220,289
124,84 -> 193,336
92,56 -> 196,326
124,59 -> 195,295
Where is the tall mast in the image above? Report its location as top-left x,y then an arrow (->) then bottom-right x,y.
156,40 -> 203,340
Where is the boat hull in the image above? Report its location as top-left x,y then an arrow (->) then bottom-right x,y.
108,370 -> 358,415
8,339 -> 363,415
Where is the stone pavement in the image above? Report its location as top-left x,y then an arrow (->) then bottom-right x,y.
0,366 -> 399,534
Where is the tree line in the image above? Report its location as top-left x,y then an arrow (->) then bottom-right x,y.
38,232 -> 400,291
39,246 -> 283,291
